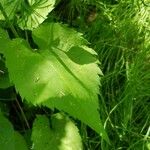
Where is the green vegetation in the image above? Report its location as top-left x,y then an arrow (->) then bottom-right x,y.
0,0 -> 149,149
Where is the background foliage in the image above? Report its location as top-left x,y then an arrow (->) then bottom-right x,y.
0,0 -> 149,149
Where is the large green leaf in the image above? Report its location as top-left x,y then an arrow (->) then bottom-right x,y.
0,0 -> 20,20
18,0 -> 56,30
3,22 -> 109,142
0,112 -> 28,150
32,113 -> 83,150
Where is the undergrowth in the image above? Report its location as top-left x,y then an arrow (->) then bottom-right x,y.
0,0 -> 149,149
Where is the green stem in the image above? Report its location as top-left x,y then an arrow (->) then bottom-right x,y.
0,2 -> 19,37
15,98 -> 30,129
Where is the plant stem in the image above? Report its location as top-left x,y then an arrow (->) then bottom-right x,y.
15,98 -> 30,129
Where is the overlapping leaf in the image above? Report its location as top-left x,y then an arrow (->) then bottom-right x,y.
18,0 -> 56,30
0,112 -> 28,150
0,112 -> 14,149
14,131 -> 29,150
3,22 -> 109,142
32,113 -> 83,150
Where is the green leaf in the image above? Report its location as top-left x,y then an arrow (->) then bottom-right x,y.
0,112 -> 28,150
3,23 -> 109,142
0,27 -> 9,39
32,23 -> 88,50
18,0 -> 56,30
31,113 -> 83,150
0,112 -> 15,150
0,27 -> 10,54
0,0 -> 20,20
14,131 -> 29,150
66,46 -> 98,64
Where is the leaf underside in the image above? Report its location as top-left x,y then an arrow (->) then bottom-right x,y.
18,0 -> 56,30
3,22 -> 109,142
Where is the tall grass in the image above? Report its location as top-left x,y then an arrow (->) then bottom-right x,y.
57,0 -> 150,149
82,0 -> 150,149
